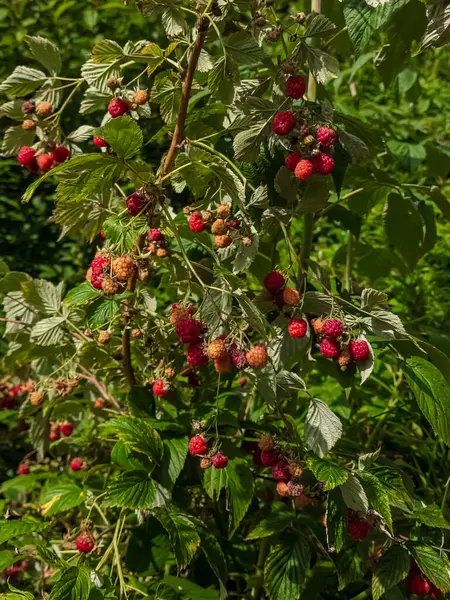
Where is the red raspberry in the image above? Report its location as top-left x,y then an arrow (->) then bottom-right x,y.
126,192 -> 147,216
316,126 -> 337,148
36,153 -> 54,172
91,256 -> 109,275
349,340 -> 370,362
294,159 -> 313,180
271,460 -> 291,482
261,450 -> 279,467
264,271 -> 285,295
100,230 -> 105,240
228,219 -> 240,229
230,345 -> 247,369
323,319 -> 344,338
429,584 -> 442,598
246,346 -> 268,369
347,511 -> 371,540
148,228 -> 164,242
272,111 -> 296,136
211,452 -> 228,469
17,146 -> 36,167
186,343 -> 208,367
176,318 -> 202,344
70,457 -> 84,471
152,379 -> 168,397
320,337 -> 340,359
189,435 -> 208,456
75,532 -> 94,553
311,152 -> 335,175
288,318 -> 308,338
286,75 -> 306,99
239,376 -> 247,386
253,448 -> 264,466
60,422 -> 73,437
188,211 -> 206,233
285,152 -> 302,172
17,463 -> 30,475
93,135 -> 109,148
283,287 -> 300,306
108,97 -> 130,118
49,431 -> 60,441
406,570 -> 431,597
50,146 -> 70,163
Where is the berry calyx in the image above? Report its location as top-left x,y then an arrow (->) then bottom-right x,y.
50,146 -> 70,164
17,463 -> 30,475
36,153 -> 54,172
126,192 -> 147,216
93,136 -> 109,148
17,146 -> 36,168
311,152 -> 335,175
323,319 -> 344,338
285,152 -> 302,172
246,346 -> 268,369
320,337 -> 341,359
70,457 -> 84,471
152,379 -> 168,397
271,460 -> 291,482
207,339 -> 227,360
186,343 -> 208,367
75,532 -> 95,553
283,287 -> 300,306
316,126 -> 337,148
349,340 -> 371,362
272,111 -> 297,136
176,318 -> 202,344
295,159 -> 313,180
60,422 -> 73,437
108,97 -> 130,118
211,452 -> 228,469
288,318 -> 308,338
189,435 -> 208,456
264,271 -> 285,295
286,75 -> 306,99
188,211 -> 206,233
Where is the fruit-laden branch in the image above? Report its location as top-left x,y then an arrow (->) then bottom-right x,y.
121,13 -> 211,388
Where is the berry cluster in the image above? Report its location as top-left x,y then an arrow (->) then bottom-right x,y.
0,380 -> 28,410
407,562 -> 441,598
87,253 -> 136,295
188,434 -> 229,469
145,228 -> 169,258
186,204 -> 247,250
48,421 -> 74,442
311,317 -> 371,368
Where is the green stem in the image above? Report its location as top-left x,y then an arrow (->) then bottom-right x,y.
251,538 -> 270,599
298,213 -> 314,285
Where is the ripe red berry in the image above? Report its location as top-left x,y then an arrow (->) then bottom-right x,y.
60,422 -> 73,437
228,218 -> 240,230
320,337 -> 341,359
186,342 -> 208,367
272,111 -> 297,136
264,271 -> 285,295
429,584 -> 442,599
91,256 -> 109,276
349,340 -> 371,362
93,135 -> 109,148
17,146 -> 36,167
148,228 -> 164,242
295,159 -> 313,180
70,457 -> 84,471
260,450 -> 279,467
126,192 -> 147,216
176,318 -> 202,344
347,514 -> 371,540
271,461 -> 291,482
49,431 -> 60,441
152,379 -> 168,397
285,152 -> 302,172
50,146 -> 70,163
288,318 -> 308,338
36,153 -> 54,172
311,152 -> 335,175
108,97 -> 130,118
211,452 -> 228,469
406,570 -> 431,597
189,435 -> 208,456
75,532 -> 94,553
323,319 -> 344,338
17,463 -> 30,475
286,75 -> 306,99
316,126 -> 337,148
188,211 -> 206,233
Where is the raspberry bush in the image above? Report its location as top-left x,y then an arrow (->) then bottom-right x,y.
1,2 -> 450,600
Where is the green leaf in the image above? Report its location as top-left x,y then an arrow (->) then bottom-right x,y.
101,416 -> 164,463
99,116 -> 143,159
225,458 -> 254,538
234,290 -> 268,339
233,122 -> 268,162
404,357 -> 450,447
421,2 -> 450,49
65,282 -> 101,306
22,279 -> 64,315
225,32 -> 265,65
157,437 -> 188,490
308,457 -> 348,491
24,35 -> 61,75
199,531 -> 228,599
305,399 -> 343,458
304,13 -> 337,37
81,60 -> 121,94
326,488 -> 347,553
66,125 -> 96,143
412,504 -> 450,530
387,141 -> 426,172
111,442 -> 150,471
153,507 -> 201,570
150,71 -> 181,124
203,464 -> 227,500
200,286 -> 233,338
1,126 -> 35,157
91,39 -> 124,63
303,44 -> 339,84
87,297 -> 120,328
372,545 -> 411,600
385,193 -> 424,270
162,575 -> 219,600
0,551 -> 24,573
107,471 -> 169,509
341,474 -> 369,514
297,178 -> 331,213
246,504 -> 294,540
40,479 -> 86,516
0,519 -> 50,545
48,567 -> 91,600
208,56 -> 238,104
407,544 -> 450,593
358,471 -> 392,531
0,66 -> 47,96
264,534 -> 310,600
6,584 -> 35,600
30,316 -> 66,346
0,100 -> 26,120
